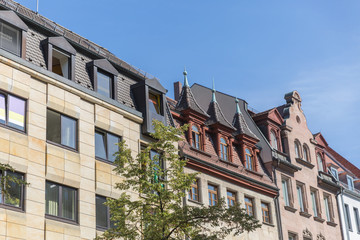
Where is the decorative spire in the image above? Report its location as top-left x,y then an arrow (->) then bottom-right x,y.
235,98 -> 241,114
183,67 -> 189,87
211,79 -> 217,103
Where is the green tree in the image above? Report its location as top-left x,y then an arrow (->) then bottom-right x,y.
96,121 -> 261,240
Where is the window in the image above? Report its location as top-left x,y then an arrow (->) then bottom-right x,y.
97,70 -> 114,98
149,92 -> 162,115
354,207 -> 360,233
188,180 -> 199,202
227,191 -> 236,206
0,92 -> 26,131
0,171 -> 24,209
347,176 -> 354,191
150,150 -> 164,183
208,184 -> 218,206
324,196 -> 331,222
220,138 -> 228,161
330,167 -> 339,181
294,140 -> 301,158
96,195 -> 114,230
0,22 -> 21,56
345,204 -> 352,231
310,190 -> 319,218
282,179 -> 291,207
52,48 -> 70,79
261,202 -> 270,223
191,125 -> 201,150
317,154 -> 324,172
46,109 -> 77,150
296,184 -> 305,212
244,197 -> 254,216
245,148 -> 254,170
95,129 -> 121,162
303,144 -> 310,162
45,181 -> 77,222
270,130 -> 278,150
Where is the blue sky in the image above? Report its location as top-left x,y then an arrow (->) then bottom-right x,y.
16,0 -> 360,167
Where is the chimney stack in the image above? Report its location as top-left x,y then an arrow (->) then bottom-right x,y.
174,81 -> 182,101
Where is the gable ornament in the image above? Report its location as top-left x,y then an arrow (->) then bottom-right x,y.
317,233 -> 325,240
303,228 -> 312,238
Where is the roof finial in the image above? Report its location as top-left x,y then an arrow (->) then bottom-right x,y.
211,78 -> 217,102
183,67 -> 189,87
235,98 -> 241,114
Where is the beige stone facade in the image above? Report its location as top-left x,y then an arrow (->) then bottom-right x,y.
0,57 -> 143,240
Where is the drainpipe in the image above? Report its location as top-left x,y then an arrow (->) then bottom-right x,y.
273,159 -> 283,240
337,187 -> 349,240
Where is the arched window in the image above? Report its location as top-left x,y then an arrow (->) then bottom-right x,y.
303,144 -> 310,162
294,140 -> 301,159
317,154 -> 324,172
245,148 -> 254,171
192,125 -> 201,150
270,130 -> 278,150
220,138 -> 228,161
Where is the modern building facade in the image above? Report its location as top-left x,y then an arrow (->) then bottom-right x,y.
170,74 -> 280,239
252,91 -> 343,240
0,0 -> 171,239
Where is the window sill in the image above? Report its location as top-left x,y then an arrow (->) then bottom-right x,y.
299,211 -> 312,218
284,205 -> 297,213
295,158 -> 315,169
0,203 -> 24,213
187,199 -> 203,205
313,216 -> 325,223
326,221 -> 337,227
219,159 -> 239,168
46,140 -> 78,153
0,123 -> 26,135
190,146 -> 212,157
262,222 -> 275,227
95,157 -> 116,166
245,169 -> 264,177
45,214 -> 78,225
96,226 -> 110,232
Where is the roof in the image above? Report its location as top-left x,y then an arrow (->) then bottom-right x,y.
205,100 -> 235,129
233,111 -> 259,140
325,146 -> 360,178
175,85 -> 209,117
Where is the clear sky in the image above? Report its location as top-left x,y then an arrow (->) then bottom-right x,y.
16,0 -> 360,167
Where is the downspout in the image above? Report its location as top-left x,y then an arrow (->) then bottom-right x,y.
338,187 -> 349,240
273,159 -> 283,240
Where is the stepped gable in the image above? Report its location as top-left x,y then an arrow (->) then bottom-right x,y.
175,69 -> 209,117
233,98 -> 259,140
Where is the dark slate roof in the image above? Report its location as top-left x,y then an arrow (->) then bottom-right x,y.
205,100 -> 235,130
176,85 -> 209,117
233,111 -> 259,140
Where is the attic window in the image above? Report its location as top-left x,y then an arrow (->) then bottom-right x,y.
0,22 -> 21,56
149,92 -> 162,115
52,48 -> 69,79
97,70 -> 113,98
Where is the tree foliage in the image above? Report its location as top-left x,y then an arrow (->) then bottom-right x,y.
96,121 -> 261,240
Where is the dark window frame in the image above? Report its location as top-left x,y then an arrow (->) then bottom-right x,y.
95,128 -> 122,163
96,195 -> 113,231
0,20 -> 27,58
45,181 -> 78,224
148,89 -> 163,116
0,90 -> 27,133
0,170 -> 25,211
46,108 -> 78,151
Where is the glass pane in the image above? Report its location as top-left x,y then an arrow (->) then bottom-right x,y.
1,23 -> 20,56
97,71 -> 111,98
0,93 -> 5,124
4,172 -> 22,207
96,195 -> 108,228
47,109 -> 61,144
107,133 -> 120,162
95,131 -> 106,160
8,95 -> 25,131
208,185 -> 215,191
52,48 -> 69,79
148,93 -> 160,114
46,182 -> 59,216
270,131 -> 277,150
61,115 -> 76,149
62,186 -> 76,220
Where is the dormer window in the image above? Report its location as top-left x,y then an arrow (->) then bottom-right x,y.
148,92 -> 162,115
245,148 -> 255,171
317,154 -> 324,172
347,176 -> 354,191
0,11 -> 28,58
220,137 -> 228,161
52,48 -> 70,79
270,130 -> 278,150
192,125 -> 201,150
87,59 -> 119,100
330,167 -> 339,180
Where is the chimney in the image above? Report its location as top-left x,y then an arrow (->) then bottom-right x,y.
174,81 -> 182,101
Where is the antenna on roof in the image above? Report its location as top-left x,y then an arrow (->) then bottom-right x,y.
36,0 -> 39,14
